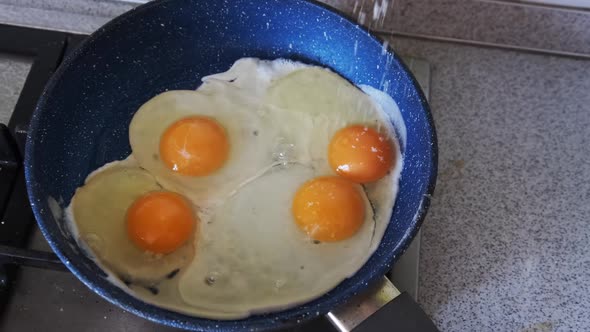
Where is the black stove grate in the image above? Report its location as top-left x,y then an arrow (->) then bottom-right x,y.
0,23 -> 86,314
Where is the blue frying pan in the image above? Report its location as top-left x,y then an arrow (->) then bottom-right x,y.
24,0 -> 438,331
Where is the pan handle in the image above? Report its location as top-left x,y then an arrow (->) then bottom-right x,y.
0,245 -> 67,271
326,276 -> 439,332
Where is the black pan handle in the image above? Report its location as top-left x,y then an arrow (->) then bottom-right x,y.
353,292 -> 439,332
0,123 -> 19,213
0,245 -> 67,271
327,277 -> 439,332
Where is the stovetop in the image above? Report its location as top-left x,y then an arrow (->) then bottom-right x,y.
0,23 -> 428,332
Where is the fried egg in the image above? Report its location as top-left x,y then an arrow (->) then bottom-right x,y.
177,165 -> 375,315
263,67 -> 398,177
129,89 -> 277,205
128,59 -> 312,206
67,58 -> 404,319
70,164 -> 195,284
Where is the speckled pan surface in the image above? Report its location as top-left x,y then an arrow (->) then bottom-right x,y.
24,0 -> 437,330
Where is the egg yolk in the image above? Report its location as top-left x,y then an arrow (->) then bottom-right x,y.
159,116 -> 229,176
126,191 -> 196,254
292,176 -> 365,242
328,125 -> 394,183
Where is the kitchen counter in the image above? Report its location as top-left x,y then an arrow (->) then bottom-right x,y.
387,36 -> 590,331
1,1 -> 589,331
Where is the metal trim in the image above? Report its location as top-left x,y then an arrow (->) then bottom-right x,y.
327,277 -> 401,332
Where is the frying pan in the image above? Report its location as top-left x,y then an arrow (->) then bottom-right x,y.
23,0 -> 438,330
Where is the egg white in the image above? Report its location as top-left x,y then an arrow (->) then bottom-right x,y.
173,61 -> 403,317
70,165 -> 195,284
262,66 -> 399,175
177,164 -> 375,316
129,89 -> 279,205
67,58 -> 404,319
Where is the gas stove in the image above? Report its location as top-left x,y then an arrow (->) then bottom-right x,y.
0,23 -> 428,332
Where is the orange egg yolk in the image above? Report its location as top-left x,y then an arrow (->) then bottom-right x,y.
126,191 -> 196,254
159,116 -> 229,176
328,125 -> 394,183
292,176 -> 365,242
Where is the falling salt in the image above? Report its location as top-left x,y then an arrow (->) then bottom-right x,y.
372,0 -> 389,22
358,11 -> 366,25
205,275 -> 217,285
381,41 -> 389,55
382,80 -> 390,92
204,270 -> 223,286
272,139 -> 295,165
274,279 -> 286,290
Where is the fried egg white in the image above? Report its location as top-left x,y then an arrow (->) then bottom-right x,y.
67,58 -> 404,320
129,89 -> 278,205
172,61 -> 402,317
263,66 -> 399,175
70,164 -> 194,284
129,59 -> 314,206
177,164 -> 375,316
